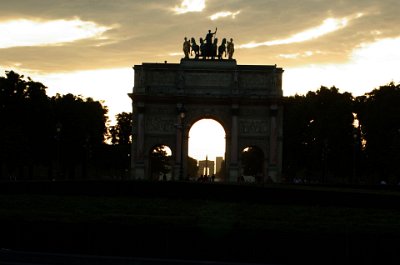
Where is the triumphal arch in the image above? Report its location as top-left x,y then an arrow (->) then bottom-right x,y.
130,31 -> 284,182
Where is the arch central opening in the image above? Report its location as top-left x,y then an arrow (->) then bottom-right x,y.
188,119 -> 226,181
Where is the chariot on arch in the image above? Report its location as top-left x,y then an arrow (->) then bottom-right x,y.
183,28 -> 234,60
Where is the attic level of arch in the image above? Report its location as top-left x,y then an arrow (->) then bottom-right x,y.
131,60 -> 284,100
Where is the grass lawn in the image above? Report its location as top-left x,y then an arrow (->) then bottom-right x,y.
1,192 -> 400,234
1,182 -> 400,263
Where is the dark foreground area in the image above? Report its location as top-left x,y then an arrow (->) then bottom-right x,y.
1,181 -> 400,264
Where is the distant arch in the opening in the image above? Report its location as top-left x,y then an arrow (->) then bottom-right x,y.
149,145 -> 172,181
240,146 -> 264,183
188,118 -> 226,181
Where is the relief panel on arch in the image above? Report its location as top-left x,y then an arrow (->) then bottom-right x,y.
239,73 -> 270,89
147,71 -> 176,86
146,116 -> 176,133
239,119 -> 268,135
185,72 -> 232,88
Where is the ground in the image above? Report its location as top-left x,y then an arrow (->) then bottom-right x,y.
1,181 -> 400,264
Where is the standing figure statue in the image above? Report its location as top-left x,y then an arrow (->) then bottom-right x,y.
218,38 -> 227,60
190,37 -> 200,58
183,37 -> 190,59
204,28 -> 217,58
227,38 -> 235,59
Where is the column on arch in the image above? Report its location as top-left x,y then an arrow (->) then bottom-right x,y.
174,103 -> 187,181
268,104 -> 279,182
131,102 -> 146,179
229,104 -> 239,181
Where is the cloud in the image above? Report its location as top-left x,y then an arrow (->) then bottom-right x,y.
209,11 -> 240,21
169,52 -> 182,57
284,37 -> 400,97
278,51 -> 317,59
1,0 -> 400,118
0,18 -> 111,49
239,13 -> 363,48
352,37 -> 400,63
173,0 -> 205,14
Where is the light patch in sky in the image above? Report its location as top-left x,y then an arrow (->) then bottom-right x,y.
209,11 -> 241,20
240,14 -> 363,48
283,37 -> 400,97
278,51 -> 316,59
189,119 -> 225,163
169,52 -> 182,56
173,0 -> 205,14
27,68 -> 133,125
0,18 -> 111,49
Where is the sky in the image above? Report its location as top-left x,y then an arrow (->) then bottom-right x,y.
1,0 -> 400,161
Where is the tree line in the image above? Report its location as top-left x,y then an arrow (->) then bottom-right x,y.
0,71 -> 115,180
283,84 -> 400,185
1,70 -> 399,184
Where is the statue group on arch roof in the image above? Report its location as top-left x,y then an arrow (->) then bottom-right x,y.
183,28 -> 234,60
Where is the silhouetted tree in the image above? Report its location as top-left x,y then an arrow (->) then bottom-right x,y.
109,112 -> 132,145
282,94 -> 311,182
0,71 -> 52,179
51,93 -> 108,179
283,87 -> 355,183
0,71 -> 108,180
100,112 -> 133,179
355,82 -> 400,184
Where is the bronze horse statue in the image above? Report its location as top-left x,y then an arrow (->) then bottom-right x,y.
211,38 -> 218,59
218,38 -> 227,59
199,38 -> 206,58
190,37 -> 200,58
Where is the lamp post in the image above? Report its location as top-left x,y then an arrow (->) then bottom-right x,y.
352,130 -> 358,184
178,105 -> 186,181
55,121 -> 62,180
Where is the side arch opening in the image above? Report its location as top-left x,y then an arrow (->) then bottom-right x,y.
240,146 -> 264,183
149,145 -> 172,181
